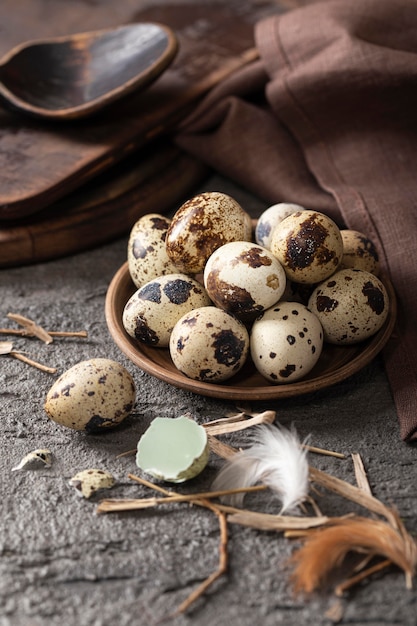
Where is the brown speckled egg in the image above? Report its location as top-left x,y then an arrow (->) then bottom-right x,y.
165,192 -> 252,274
203,241 -> 286,320
255,202 -> 306,249
169,306 -> 249,382
122,274 -> 212,348
127,214 -> 178,288
250,302 -> 323,383
308,268 -> 389,344
44,358 -> 136,432
270,210 -> 343,284
340,230 -> 380,275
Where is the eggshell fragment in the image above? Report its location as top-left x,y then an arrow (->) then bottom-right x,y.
122,274 -> 212,348
255,202 -> 306,249
340,230 -> 380,275
308,269 -> 389,344
136,415 -> 209,483
250,302 -> 323,383
12,449 -> 53,471
270,210 -> 343,284
204,241 -> 286,319
165,192 -> 252,274
69,468 -> 115,499
169,306 -> 249,382
127,214 -> 178,288
44,358 -> 136,432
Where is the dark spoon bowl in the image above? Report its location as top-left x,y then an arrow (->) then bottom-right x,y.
0,22 -> 178,120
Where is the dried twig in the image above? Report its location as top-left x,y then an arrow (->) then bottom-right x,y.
334,559 -> 392,596
203,410 -> 276,435
352,453 -> 373,495
1,341 -> 57,374
6,313 -> 53,343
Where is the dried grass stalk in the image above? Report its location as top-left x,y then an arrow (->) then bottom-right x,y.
7,313 -> 53,343
204,410 -> 276,435
227,509 -> 330,532
290,515 -> 417,594
351,453 -> 372,495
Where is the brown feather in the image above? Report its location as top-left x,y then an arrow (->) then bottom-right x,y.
290,515 -> 417,594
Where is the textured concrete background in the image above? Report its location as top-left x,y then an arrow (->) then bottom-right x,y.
1,176 -> 416,626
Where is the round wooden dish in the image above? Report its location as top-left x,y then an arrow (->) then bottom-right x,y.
105,262 -> 397,401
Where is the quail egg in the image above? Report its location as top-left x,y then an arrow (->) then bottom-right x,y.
44,358 -> 136,432
250,301 -> 323,383
165,192 -> 252,274
255,202 -> 306,249
340,229 -> 380,275
127,213 -> 178,288
122,273 -> 212,348
308,268 -> 389,344
203,241 -> 286,320
270,210 -> 343,284
169,306 -> 249,382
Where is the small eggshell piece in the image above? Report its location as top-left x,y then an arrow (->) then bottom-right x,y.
308,268 -> 389,344
69,469 -> 115,499
165,192 -> 252,274
136,415 -> 209,483
250,302 -> 323,383
204,241 -> 286,319
340,230 -> 380,275
271,210 -> 343,284
127,214 -> 178,288
255,202 -> 306,249
12,449 -> 53,471
44,358 -> 136,432
169,306 -> 249,382
122,274 -> 212,348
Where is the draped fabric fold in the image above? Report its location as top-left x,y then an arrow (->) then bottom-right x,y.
175,0 -> 417,441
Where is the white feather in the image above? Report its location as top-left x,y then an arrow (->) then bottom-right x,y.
211,423 -> 309,513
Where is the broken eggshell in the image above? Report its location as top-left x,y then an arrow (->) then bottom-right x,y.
69,468 -> 116,499
12,448 -> 53,471
136,415 -> 209,483
44,358 -> 136,433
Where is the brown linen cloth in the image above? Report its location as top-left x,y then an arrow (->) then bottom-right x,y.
175,0 -> 417,442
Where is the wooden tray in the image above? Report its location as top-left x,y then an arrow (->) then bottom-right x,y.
0,142 -> 207,267
0,0 -> 286,221
105,261 -> 397,401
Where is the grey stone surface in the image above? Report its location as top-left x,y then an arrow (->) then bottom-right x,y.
1,176 -> 416,626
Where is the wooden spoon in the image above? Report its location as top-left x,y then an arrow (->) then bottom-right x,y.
0,22 -> 178,120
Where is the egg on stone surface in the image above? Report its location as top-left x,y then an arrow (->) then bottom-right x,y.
340,230 -> 380,275
250,301 -> 323,384
307,268 -> 389,345
165,191 -> 252,274
203,241 -> 286,320
123,273 -> 212,348
44,358 -> 136,432
270,210 -> 343,284
255,202 -> 306,249
127,213 -> 178,288
169,306 -> 249,382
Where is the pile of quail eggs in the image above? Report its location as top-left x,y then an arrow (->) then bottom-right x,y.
123,191 -> 389,385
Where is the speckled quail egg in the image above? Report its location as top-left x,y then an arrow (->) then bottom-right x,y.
250,301 -> 323,383
44,358 -> 136,432
203,241 -> 286,320
308,268 -> 389,344
69,468 -> 115,499
127,213 -> 178,288
169,306 -> 249,382
340,230 -> 380,275
270,210 -> 343,284
123,273 -> 212,348
165,192 -> 252,274
255,202 -> 306,249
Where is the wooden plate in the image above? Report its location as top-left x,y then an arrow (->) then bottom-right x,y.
105,261 -> 397,401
